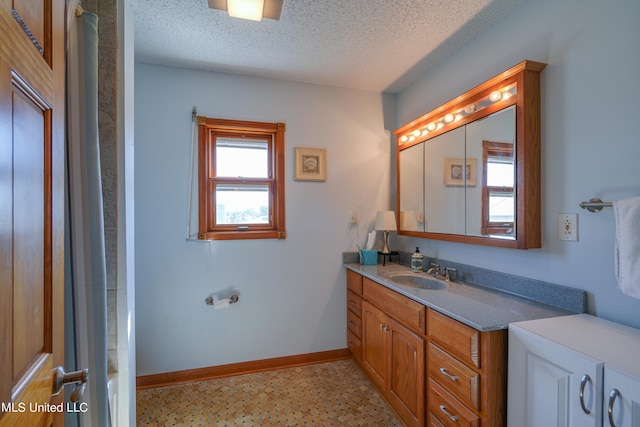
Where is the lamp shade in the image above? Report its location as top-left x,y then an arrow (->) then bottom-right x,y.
375,211 -> 397,231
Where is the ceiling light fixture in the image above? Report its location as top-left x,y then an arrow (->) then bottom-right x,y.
208,0 -> 284,21
227,0 -> 264,21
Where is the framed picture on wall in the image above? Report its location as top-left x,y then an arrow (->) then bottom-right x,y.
294,147 -> 326,181
444,157 -> 476,187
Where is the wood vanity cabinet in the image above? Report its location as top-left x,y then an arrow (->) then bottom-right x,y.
427,309 -> 507,427
346,269 -> 363,361
346,270 -> 508,427
362,278 -> 426,427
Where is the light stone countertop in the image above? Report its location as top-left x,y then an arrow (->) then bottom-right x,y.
345,263 -> 578,331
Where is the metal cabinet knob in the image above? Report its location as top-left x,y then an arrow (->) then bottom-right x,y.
52,367 -> 89,402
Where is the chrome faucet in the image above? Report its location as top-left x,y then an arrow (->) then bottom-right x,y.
426,263 -> 440,277
426,263 -> 457,282
444,267 -> 457,282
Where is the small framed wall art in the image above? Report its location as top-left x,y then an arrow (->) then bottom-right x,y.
294,147 -> 326,181
444,157 -> 477,187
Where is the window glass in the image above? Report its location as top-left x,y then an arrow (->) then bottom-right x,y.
215,184 -> 270,225
489,193 -> 514,223
487,159 -> 514,187
216,138 -> 269,178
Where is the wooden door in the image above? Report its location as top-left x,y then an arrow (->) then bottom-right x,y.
388,318 -> 425,427
361,301 -> 387,390
0,0 -> 65,426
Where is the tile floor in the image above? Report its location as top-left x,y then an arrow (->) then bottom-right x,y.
136,358 -> 403,426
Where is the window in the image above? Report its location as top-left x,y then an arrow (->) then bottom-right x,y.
198,117 -> 286,240
481,140 -> 514,236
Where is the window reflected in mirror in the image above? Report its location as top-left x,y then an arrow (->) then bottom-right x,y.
482,141 -> 514,236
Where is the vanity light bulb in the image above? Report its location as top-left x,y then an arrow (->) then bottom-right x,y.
502,91 -> 513,100
444,114 -> 454,123
464,104 -> 475,114
455,114 -> 463,121
490,91 -> 503,102
400,135 -> 409,143
427,123 -> 436,131
436,122 -> 444,130
412,129 -> 421,138
421,129 -> 429,137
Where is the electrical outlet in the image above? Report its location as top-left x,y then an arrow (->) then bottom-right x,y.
558,213 -> 578,241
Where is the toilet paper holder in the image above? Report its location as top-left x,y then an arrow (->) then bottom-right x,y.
205,294 -> 239,306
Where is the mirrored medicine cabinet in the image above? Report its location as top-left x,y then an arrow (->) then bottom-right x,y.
394,60 -> 546,249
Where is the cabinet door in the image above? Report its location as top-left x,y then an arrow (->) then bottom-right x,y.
508,325 -> 603,427
388,318 -> 425,427
362,301 -> 387,390
603,366 -> 640,427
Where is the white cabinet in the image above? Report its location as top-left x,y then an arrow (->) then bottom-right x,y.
508,314 -> 640,427
604,365 -> 640,427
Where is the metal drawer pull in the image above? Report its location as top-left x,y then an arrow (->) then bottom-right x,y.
608,389 -> 620,427
579,374 -> 592,414
440,367 -> 459,382
439,405 -> 459,421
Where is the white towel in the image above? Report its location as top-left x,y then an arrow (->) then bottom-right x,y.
613,196 -> 640,299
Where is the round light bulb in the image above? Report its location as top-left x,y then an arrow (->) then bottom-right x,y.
412,129 -> 421,138
421,129 -> 429,137
444,113 -> 454,123
400,135 -> 409,143
427,122 -> 436,131
502,91 -> 512,100
464,104 -> 475,114
436,122 -> 444,130
489,91 -> 503,102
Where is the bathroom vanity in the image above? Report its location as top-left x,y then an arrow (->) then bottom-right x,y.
345,263 -> 582,427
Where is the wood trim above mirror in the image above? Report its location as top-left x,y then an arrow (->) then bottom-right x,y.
394,60 -> 546,249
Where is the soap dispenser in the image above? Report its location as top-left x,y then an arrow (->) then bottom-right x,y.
411,247 -> 423,272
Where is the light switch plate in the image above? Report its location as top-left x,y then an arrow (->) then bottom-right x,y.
558,213 -> 578,241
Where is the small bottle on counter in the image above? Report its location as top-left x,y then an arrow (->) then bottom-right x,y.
411,247 -> 423,272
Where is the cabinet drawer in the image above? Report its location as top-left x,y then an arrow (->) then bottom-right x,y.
347,329 -> 362,360
363,278 -> 425,334
428,379 -> 480,427
347,290 -> 362,316
346,269 -> 363,296
428,343 -> 480,411
347,308 -> 362,338
428,309 -> 480,369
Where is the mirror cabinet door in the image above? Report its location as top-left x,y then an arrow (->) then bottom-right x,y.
399,143 -> 424,232
465,106 -> 516,238
425,126 -> 466,234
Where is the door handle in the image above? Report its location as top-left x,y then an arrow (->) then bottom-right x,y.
52,367 -> 89,402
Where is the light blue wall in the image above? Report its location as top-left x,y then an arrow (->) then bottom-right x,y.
134,64 -> 395,375
396,0 -> 640,328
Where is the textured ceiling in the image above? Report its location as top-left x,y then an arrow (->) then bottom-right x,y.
133,0 -> 525,93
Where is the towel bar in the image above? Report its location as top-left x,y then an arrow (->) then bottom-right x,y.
579,198 -> 613,213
